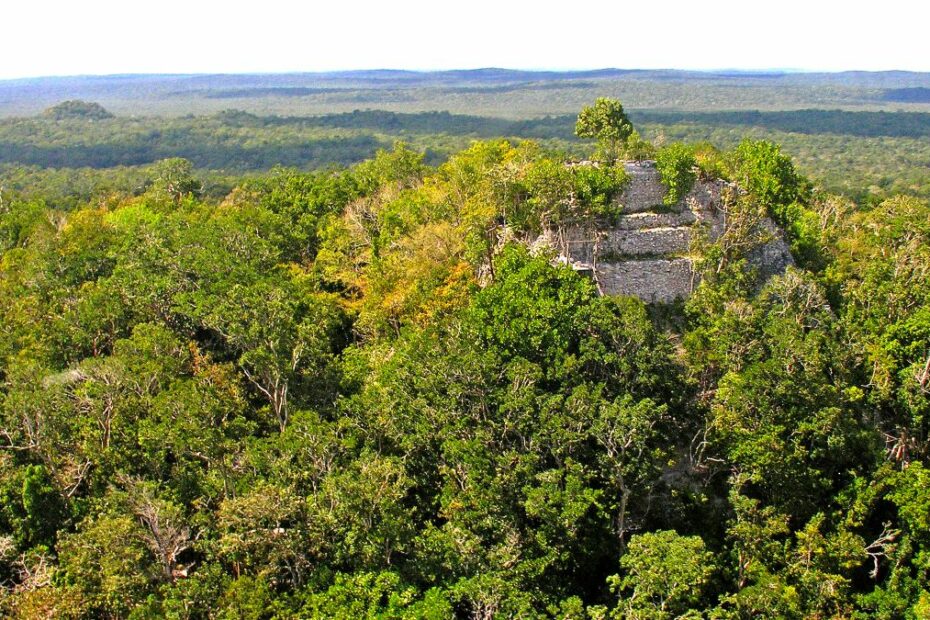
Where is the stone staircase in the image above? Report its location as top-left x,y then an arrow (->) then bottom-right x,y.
539,161 -> 792,303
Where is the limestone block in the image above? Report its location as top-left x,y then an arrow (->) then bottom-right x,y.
596,259 -> 694,303
615,210 -> 697,230
599,226 -> 692,257
618,162 -> 668,213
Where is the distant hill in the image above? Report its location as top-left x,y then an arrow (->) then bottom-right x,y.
42,100 -> 114,120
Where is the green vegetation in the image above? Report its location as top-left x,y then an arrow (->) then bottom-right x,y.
655,143 -> 696,205
0,98 -> 928,618
638,117 -> 930,202
575,98 -> 634,162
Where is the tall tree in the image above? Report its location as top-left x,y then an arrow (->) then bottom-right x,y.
575,98 -> 635,163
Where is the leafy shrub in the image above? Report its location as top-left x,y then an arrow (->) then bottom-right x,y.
655,143 -> 696,205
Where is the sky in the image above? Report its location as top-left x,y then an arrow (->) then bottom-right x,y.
1,0 -> 928,79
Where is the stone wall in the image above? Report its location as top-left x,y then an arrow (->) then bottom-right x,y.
600,226 -> 692,258
596,259 -> 695,303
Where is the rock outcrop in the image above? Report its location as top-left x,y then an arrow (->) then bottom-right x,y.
538,161 -> 793,303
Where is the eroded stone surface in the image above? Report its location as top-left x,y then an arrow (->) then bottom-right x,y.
614,210 -> 697,230
619,162 -> 668,213
597,259 -> 695,303
600,226 -> 692,258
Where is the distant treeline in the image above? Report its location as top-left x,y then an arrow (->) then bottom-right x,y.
631,108 -> 930,138
0,110 -> 580,172
263,109 -> 580,139
197,87 -> 354,99
0,136 -> 383,170
193,82 -> 599,99
883,87 -> 930,103
243,108 -> 930,140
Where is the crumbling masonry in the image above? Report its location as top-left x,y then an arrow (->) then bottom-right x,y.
536,161 -> 794,302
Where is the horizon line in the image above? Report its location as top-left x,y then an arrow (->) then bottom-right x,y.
2,66 -> 929,82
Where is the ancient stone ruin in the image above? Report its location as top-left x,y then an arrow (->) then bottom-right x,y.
536,161 -> 793,303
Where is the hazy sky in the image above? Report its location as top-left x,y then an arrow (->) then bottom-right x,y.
2,0 -> 927,79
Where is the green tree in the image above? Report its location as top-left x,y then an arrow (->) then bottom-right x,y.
57,510 -> 156,617
215,483 -> 310,587
609,530 -> 715,619
150,158 -> 201,205
18,465 -> 67,550
731,139 -> 803,225
575,98 -> 635,163
193,278 -> 344,432
301,572 -> 453,619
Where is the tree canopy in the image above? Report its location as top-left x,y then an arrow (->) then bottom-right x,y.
0,104 -> 928,618
575,98 -> 636,162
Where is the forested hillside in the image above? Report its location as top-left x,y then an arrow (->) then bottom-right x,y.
0,101 -> 928,618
